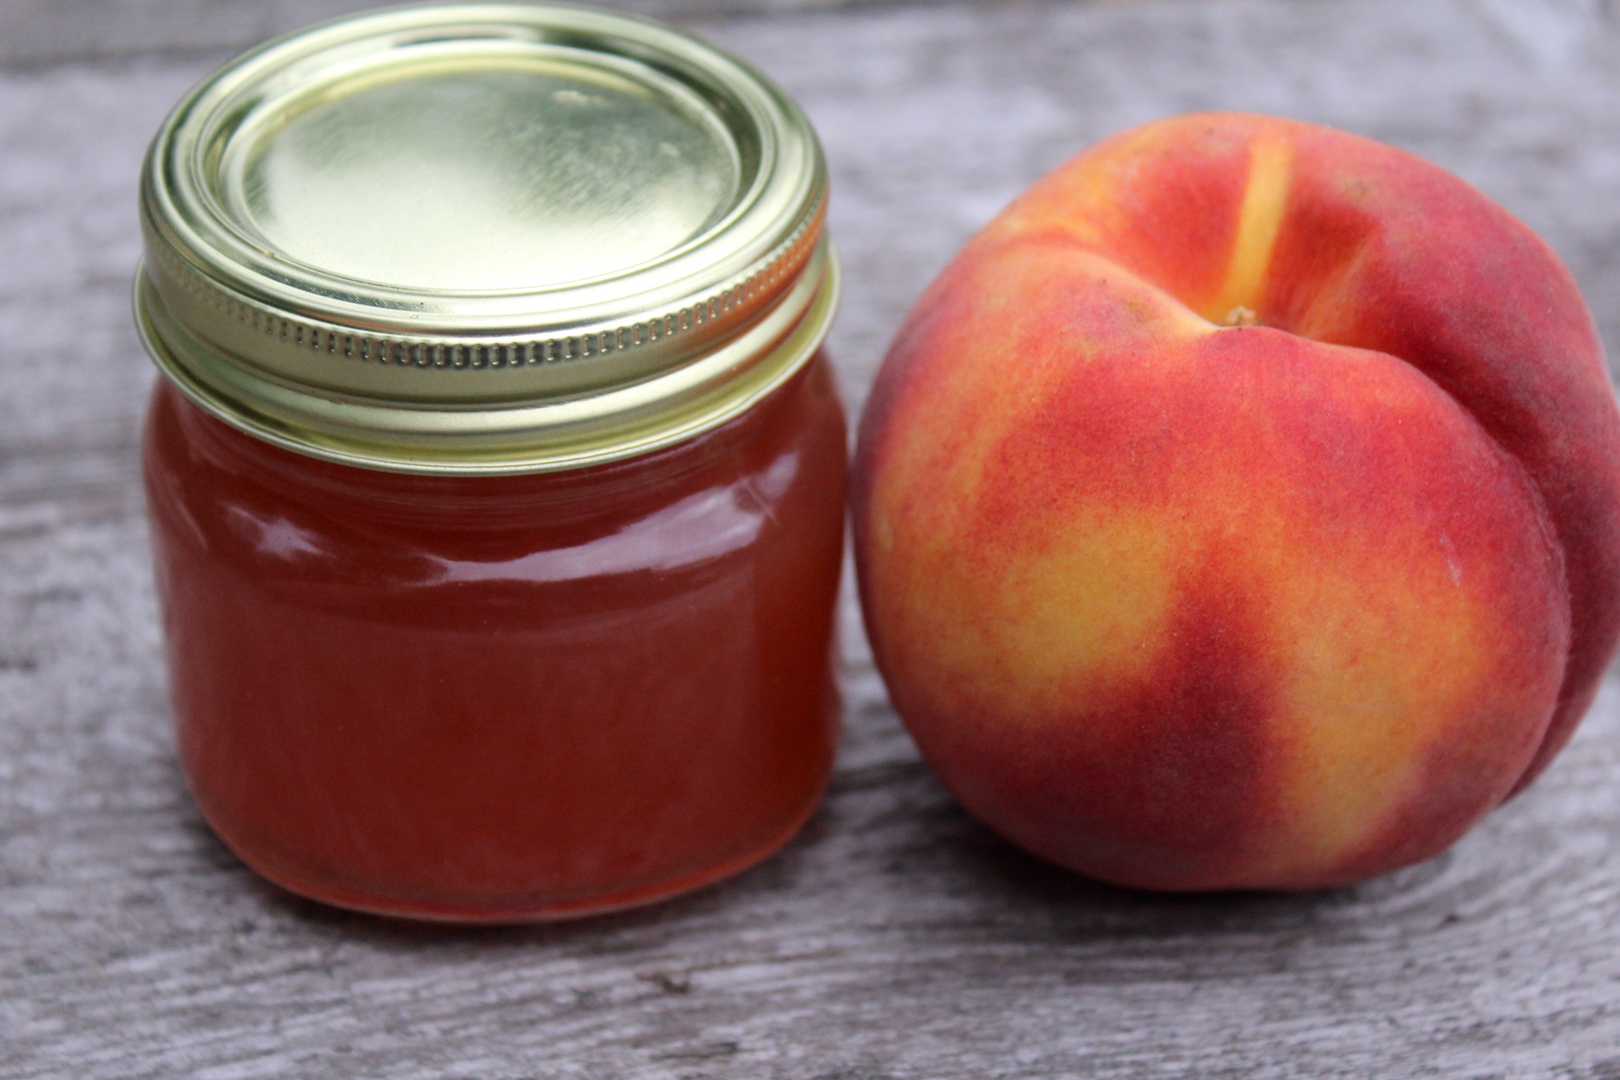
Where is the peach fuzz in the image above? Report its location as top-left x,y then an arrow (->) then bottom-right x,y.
852,112 -> 1620,891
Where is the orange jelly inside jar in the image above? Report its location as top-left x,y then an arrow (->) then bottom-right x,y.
134,4 -> 847,920
143,356 -> 846,921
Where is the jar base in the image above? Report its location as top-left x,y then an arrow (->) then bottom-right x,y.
205,783 -> 828,924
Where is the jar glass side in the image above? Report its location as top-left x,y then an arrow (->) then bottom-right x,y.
142,354 -> 848,921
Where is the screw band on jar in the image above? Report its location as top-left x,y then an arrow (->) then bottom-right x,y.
136,2 -> 836,473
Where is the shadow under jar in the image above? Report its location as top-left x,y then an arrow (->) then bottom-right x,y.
135,3 -> 846,922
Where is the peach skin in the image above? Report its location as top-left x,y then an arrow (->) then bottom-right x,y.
852,112 -> 1620,891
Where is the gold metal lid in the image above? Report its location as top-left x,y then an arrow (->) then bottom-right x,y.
135,2 -> 835,474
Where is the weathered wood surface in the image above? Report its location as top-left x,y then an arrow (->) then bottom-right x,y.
5,0 -> 1620,1076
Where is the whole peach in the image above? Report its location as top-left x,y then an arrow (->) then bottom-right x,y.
852,112 -> 1620,891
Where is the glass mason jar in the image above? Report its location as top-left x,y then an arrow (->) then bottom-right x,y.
135,4 -> 845,922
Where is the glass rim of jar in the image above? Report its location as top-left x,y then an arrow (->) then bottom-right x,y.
134,1 -> 836,475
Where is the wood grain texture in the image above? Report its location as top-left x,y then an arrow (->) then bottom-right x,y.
4,0 -> 1620,1076
0,0 -> 968,68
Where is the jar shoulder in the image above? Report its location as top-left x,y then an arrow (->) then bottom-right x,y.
142,356 -> 848,590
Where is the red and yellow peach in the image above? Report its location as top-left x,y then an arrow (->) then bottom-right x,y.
853,112 -> 1620,891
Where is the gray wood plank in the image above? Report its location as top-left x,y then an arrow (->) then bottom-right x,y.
5,1 -> 1620,1077
0,0 -> 963,69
